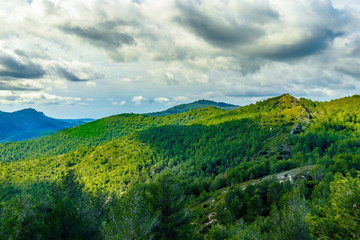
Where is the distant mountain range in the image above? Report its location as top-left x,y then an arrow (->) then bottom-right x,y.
146,99 -> 239,116
0,108 -> 94,142
0,100 -> 238,142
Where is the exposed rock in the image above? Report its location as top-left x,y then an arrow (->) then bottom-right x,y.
291,123 -> 304,135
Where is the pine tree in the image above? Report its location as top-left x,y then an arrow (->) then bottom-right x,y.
102,186 -> 159,240
147,172 -> 194,239
306,173 -> 360,239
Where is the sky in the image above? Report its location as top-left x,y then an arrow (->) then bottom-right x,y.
0,0 -> 359,119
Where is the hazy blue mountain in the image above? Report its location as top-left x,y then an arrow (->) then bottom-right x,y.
60,118 -> 95,125
0,108 -> 93,142
146,99 -> 239,116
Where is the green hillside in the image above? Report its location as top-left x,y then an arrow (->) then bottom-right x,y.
0,107 -> 224,162
1,94 -> 360,239
146,99 -> 239,116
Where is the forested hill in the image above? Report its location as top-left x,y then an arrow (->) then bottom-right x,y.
146,99 -> 239,116
0,108 -> 90,142
1,94 -> 360,239
0,107 -> 226,162
0,99 -> 239,162
0,94 -> 303,162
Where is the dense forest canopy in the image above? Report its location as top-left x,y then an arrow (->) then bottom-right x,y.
1,94 -> 360,239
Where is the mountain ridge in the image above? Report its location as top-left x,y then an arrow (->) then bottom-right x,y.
0,93 -> 355,163
0,108 -> 94,142
146,99 -> 240,116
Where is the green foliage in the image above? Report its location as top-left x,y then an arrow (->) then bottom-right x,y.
0,107 -> 224,163
46,170 -> 107,239
229,220 -> 263,240
0,194 -> 48,240
306,173 -> 360,239
147,99 -> 239,116
207,224 -> 231,240
102,186 -> 159,240
0,171 -> 107,240
147,172 -> 195,240
268,186 -> 311,240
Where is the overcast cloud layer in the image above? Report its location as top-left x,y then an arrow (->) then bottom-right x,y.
0,0 -> 359,118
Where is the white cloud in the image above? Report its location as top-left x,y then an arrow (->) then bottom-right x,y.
154,97 -> 170,103
131,96 -> 147,106
332,0 -> 360,11
52,80 -> 68,89
0,0 -> 353,66
0,90 -> 81,105
148,64 -> 209,86
53,60 -> 103,82
86,81 -> 97,87
112,100 -> 126,106
173,96 -> 189,102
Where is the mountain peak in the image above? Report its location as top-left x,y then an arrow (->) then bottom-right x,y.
13,108 -> 45,117
279,93 -> 296,99
0,108 -> 90,142
193,99 -> 216,104
279,93 -> 299,106
16,108 -> 38,112
256,94 -> 300,110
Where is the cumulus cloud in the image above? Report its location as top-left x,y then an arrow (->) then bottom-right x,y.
0,90 -> 81,105
173,96 -> 189,102
149,64 -> 209,86
0,48 -> 46,79
175,0 -> 348,61
154,97 -> 170,103
112,100 -> 126,106
3,0 -> 353,66
86,81 -> 97,87
212,60 -> 360,99
149,69 -> 179,85
60,23 -> 135,51
0,0 -> 353,64
175,0 -> 277,48
132,95 -> 147,105
0,46 -> 103,92
54,61 -> 103,82
0,79 -> 43,91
